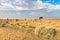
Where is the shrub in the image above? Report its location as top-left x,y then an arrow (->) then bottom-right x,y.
16,19 -> 19,21
35,26 -> 56,38
39,17 -> 43,19
16,23 -> 20,26
1,24 -> 7,27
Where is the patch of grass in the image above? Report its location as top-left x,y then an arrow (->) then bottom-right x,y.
16,19 -> 19,21
1,24 -> 7,27
35,26 -> 56,38
22,25 -> 26,28
16,23 -> 20,26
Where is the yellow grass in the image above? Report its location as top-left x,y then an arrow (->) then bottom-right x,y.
0,19 -> 60,40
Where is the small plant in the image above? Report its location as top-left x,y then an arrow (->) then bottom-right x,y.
16,23 -> 20,26
22,25 -> 26,28
16,19 -> 19,21
34,19 -> 37,21
6,21 -> 8,23
1,24 -> 7,27
29,25 -> 35,28
35,26 -> 56,38
6,18 -> 9,23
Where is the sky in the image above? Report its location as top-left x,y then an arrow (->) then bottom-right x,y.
0,0 -> 60,19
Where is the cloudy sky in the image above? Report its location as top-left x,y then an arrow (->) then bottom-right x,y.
0,0 -> 60,19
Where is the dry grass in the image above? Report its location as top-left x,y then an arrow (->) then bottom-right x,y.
35,26 -> 56,40
0,19 -> 60,40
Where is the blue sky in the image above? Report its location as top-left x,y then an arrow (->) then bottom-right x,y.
41,0 -> 60,5
0,0 -> 60,19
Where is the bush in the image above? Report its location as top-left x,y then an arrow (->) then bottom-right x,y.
0,24 -> 7,27
39,17 -> 43,19
35,26 -> 56,38
16,19 -> 19,21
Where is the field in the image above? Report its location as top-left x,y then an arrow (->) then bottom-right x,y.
0,19 -> 60,40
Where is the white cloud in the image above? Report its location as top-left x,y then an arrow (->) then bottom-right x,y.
0,2 -> 15,10
0,0 -> 60,19
0,6 -> 13,10
0,10 -> 46,19
46,4 -> 60,12
0,0 -> 60,11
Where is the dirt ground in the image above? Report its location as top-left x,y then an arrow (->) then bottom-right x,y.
0,19 -> 60,40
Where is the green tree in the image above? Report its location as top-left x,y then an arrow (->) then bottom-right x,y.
39,17 -> 43,19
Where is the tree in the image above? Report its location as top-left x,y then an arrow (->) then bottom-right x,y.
39,17 -> 43,19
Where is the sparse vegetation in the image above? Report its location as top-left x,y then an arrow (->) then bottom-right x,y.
1,24 -> 7,27
16,23 -> 20,26
0,19 -> 59,40
16,19 -> 19,21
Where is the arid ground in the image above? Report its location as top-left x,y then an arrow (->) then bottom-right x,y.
0,19 -> 60,40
